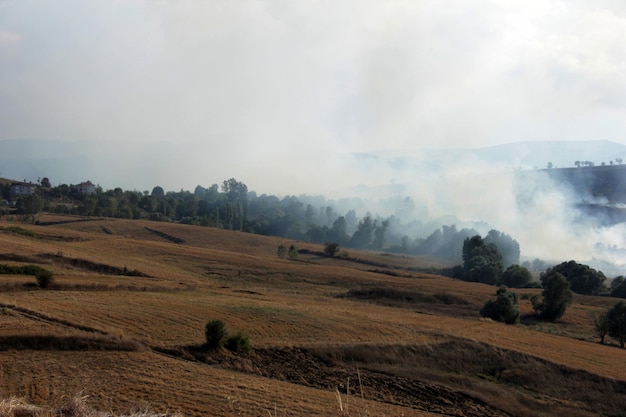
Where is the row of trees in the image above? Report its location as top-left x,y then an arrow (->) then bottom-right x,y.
4,178 -> 527,265
480,270 -> 574,324
460,234 -> 526,286
481,280 -> 626,349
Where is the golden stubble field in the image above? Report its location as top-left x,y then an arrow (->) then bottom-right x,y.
0,215 -> 625,417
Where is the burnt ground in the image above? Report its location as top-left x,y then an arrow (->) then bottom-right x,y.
168,340 -> 626,417
236,347 -> 510,417
177,345 -> 510,417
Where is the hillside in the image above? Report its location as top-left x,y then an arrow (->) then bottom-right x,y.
0,215 -> 626,416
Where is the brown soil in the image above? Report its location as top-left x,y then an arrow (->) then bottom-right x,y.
232,347 -> 511,417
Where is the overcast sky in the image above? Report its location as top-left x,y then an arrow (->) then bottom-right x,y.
2,0 -> 626,194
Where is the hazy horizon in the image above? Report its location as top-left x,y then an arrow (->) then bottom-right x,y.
3,1 -> 626,192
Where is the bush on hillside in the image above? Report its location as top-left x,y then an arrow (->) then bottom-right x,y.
499,264 -> 532,288
35,269 -> 54,289
324,242 -> 340,257
288,245 -> 298,260
205,320 -> 227,349
480,287 -> 520,324
205,320 -> 251,354
225,332 -> 252,355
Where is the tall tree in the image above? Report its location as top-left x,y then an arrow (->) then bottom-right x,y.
532,271 -> 573,321
608,301 -> 626,348
484,229 -> 520,268
349,216 -> 375,249
462,235 -> 503,285
151,186 -> 165,197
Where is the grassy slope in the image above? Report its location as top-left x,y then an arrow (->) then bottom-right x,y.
0,215 -> 625,416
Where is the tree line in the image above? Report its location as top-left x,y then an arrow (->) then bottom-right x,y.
1,178 -> 521,262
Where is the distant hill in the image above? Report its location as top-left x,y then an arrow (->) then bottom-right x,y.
2,138 -> 626,195
353,140 -> 626,173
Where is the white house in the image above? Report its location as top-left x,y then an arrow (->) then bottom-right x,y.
75,180 -> 96,195
9,182 -> 36,197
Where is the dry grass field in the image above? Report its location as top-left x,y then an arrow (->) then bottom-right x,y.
0,214 -> 625,416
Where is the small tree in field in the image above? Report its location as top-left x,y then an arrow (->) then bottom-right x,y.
593,310 -> 610,344
205,320 -> 227,349
225,333 -> 252,355
277,245 -> 287,258
608,301 -> 626,348
288,245 -> 298,260
324,242 -> 340,257
36,269 -> 54,289
532,271 -> 573,321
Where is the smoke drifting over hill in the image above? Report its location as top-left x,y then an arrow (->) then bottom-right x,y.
3,1 -> 626,274
331,142 -> 626,275
3,139 -> 626,274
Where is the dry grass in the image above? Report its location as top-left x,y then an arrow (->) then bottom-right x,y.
1,215 -> 626,416
0,395 -> 184,417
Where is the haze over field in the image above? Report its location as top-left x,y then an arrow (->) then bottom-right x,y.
2,1 -> 626,272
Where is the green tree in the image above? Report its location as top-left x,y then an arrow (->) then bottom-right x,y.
277,245 -> 287,258
611,276 -> 626,299
35,269 -> 54,289
349,216 -> 375,249
221,179 -> 248,231
545,260 -> 606,295
499,264 -> 532,288
372,219 -> 389,249
480,287 -> 520,324
306,225 -> 327,243
222,178 -> 248,202
151,186 -> 165,197
533,271 -> 573,321
593,310 -> 610,344
324,242 -> 340,257
327,216 -> 350,246
19,193 -> 44,223
205,320 -> 227,349
288,245 -> 298,260
608,301 -> 626,348
484,229 -> 520,268
462,235 -> 503,285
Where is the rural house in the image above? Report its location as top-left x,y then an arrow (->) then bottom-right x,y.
75,180 -> 96,195
9,182 -> 36,197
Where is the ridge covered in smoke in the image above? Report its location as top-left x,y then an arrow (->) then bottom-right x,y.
2,139 -> 626,275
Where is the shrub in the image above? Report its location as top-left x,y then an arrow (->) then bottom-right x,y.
277,245 -> 287,258
499,265 -> 532,288
288,245 -> 298,260
205,320 -> 227,349
480,287 -> 520,324
35,269 -> 54,289
225,332 -> 251,355
324,242 -> 340,257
